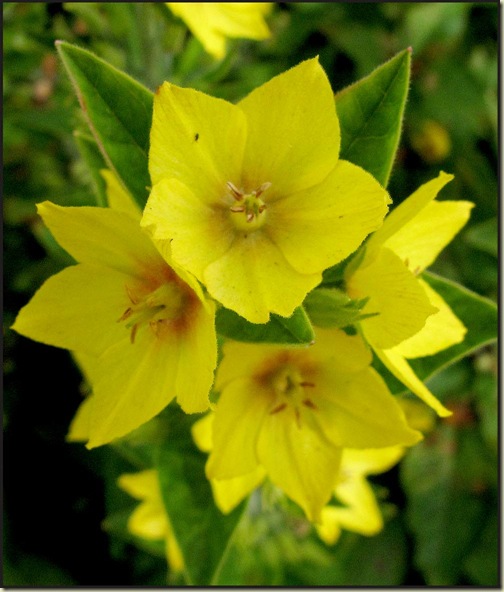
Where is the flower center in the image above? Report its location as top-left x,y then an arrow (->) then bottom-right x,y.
118,282 -> 185,343
227,181 -> 271,232
269,365 -> 317,427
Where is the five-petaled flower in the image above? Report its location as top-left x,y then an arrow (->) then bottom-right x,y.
12,200 -> 217,448
345,172 -> 474,416
166,2 -> 272,59
196,328 -> 421,522
141,58 -> 391,323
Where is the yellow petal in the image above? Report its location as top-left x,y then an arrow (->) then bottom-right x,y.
206,378 -> 270,479
191,412 -> 214,453
374,347 -> 452,417
205,3 -> 271,39
347,247 -> 438,349
239,58 -> 340,197
118,469 -> 160,500
306,327 -> 372,374
340,447 -> 405,476
268,160 -> 389,274
86,330 -> 182,448
384,200 -> 474,274
149,82 -> 246,194
257,410 -> 343,522
204,231 -> 321,323
100,169 -> 141,219
12,264 -> 133,356
397,398 -> 436,434
315,367 -> 423,449
37,202 -> 161,278
142,178 -> 235,281
365,171 -> 454,256
211,466 -> 266,514
393,279 -> 466,358
67,394 -> 94,442
320,477 -> 383,540
167,3 -> 271,59
174,299 -> 216,414
165,532 -> 184,573
128,503 -> 167,540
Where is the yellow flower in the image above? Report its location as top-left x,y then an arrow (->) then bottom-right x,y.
199,328 -> 421,522
118,470 -> 184,573
166,3 -> 272,59
142,58 -> 390,323
315,447 -> 405,545
12,201 -> 217,448
346,172 -> 474,416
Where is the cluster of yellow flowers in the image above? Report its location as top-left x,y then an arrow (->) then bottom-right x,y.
13,58 -> 472,550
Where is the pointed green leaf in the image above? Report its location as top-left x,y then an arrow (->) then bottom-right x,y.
304,288 -> 376,329
73,130 -> 108,207
336,48 -> 411,187
56,41 -> 153,208
463,217 -> 498,257
216,306 -> 315,344
155,409 -> 246,586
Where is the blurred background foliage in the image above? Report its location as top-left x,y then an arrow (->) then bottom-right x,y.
3,2 -> 498,586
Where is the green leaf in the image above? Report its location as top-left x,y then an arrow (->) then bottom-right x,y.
336,48 -> 411,187
73,130 -> 108,207
56,41 -> 153,208
216,306 -> 315,345
463,217 -> 498,257
401,424 -> 487,585
155,408 -> 247,586
304,288 -> 376,329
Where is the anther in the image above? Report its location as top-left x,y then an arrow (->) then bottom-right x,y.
229,205 -> 245,213
118,308 -> 132,322
302,399 -> 318,410
270,403 -> 287,415
226,181 -> 243,200
299,381 -> 315,388
253,182 -> 272,197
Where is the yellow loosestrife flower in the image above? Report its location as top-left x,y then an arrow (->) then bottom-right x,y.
316,447 -> 405,545
118,470 -> 184,573
12,201 -> 217,448
346,172 -> 474,416
142,58 -> 390,323
200,328 -> 421,522
167,3 -> 272,59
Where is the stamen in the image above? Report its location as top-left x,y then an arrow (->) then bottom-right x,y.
270,403 -> 287,415
117,307 -> 132,322
299,381 -> 315,388
130,323 -> 139,344
253,182 -> 272,197
302,399 -> 318,410
226,181 -> 243,200
229,205 -> 245,213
